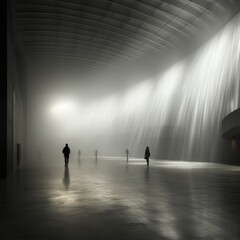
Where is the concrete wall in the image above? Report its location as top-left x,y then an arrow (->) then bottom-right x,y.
0,0 -> 7,178
0,0 -> 27,178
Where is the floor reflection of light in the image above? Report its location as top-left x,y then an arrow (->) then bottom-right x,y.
160,225 -> 180,240
128,162 -> 147,166
42,157 -> 240,240
49,190 -> 79,207
48,176 -> 120,210
151,160 -> 221,169
152,161 -> 240,171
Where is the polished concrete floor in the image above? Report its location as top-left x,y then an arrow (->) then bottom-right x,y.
1,157 -> 240,240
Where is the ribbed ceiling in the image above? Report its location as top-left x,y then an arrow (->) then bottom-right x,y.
12,0 -> 240,82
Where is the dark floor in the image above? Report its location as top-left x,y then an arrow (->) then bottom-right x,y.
1,157 -> 240,240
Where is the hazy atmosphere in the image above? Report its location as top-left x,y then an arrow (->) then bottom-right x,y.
25,13 -> 240,162
3,1 -> 240,240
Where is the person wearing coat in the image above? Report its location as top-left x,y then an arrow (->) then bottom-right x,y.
144,146 -> 150,166
62,143 -> 70,166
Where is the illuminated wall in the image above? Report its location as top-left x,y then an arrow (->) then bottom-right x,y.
34,13 -> 240,162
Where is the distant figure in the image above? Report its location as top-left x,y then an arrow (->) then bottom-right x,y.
77,150 -> 81,167
144,146 -> 150,166
78,150 -> 81,158
125,149 -> 129,161
62,143 -> 70,166
95,150 -> 98,160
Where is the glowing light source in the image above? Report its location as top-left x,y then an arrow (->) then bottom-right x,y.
50,100 -> 77,117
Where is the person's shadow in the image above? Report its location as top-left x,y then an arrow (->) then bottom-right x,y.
63,167 -> 71,189
78,156 -> 81,167
145,166 -> 150,184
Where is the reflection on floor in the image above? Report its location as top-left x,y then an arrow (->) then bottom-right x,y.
1,157 -> 240,240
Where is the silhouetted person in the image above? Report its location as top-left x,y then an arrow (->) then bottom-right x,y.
95,150 -> 98,160
144,146 -> 150,166
62,143 -> 70,166
125,149 -> 129,161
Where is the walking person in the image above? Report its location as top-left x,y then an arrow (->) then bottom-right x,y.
62,143 -> 70,167
144,146 -> 150,166
77,149 -> 81,166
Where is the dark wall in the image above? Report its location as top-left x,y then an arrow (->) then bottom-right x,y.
222,109 -> 240,165
0,0 -> 7,178
0,0 -> 27,178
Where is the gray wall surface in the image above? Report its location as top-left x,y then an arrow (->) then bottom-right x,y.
1,0 -> 27,178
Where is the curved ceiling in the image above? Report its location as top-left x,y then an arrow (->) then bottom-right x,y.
12,0 -> 240,84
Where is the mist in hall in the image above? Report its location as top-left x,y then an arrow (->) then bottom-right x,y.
26,13 -> 240,163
